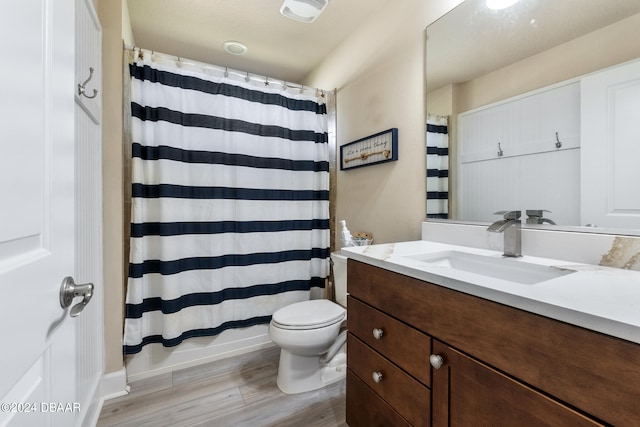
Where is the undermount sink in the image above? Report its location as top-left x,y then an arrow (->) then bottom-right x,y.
404,250 -> 574,285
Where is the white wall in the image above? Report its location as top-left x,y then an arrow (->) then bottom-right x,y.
306,0 -> 465,244
97,0 -> 125,377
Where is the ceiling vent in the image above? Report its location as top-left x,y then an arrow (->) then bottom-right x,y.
280,0 -> 329,23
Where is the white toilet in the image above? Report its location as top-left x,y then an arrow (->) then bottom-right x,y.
269,252 -> 348,394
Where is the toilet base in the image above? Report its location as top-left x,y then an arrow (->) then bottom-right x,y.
276,345 -> 346,394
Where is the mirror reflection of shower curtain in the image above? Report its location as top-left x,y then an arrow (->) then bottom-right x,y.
426,115 -> 449,219
123,50 -> 330,355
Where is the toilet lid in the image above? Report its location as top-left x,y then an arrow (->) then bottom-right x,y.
272,300 -> 346,330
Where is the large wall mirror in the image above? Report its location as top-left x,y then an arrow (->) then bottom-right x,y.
426,0 -> 640,234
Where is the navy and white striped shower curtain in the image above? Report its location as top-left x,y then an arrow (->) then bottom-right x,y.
123,52 -> 330,354
426,115 -> 449,218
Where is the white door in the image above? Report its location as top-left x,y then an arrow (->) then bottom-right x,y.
0,1 -> 101,426
581,59 -> 640,229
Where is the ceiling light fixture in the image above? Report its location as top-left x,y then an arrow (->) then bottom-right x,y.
280,0 -> 329,23
223,41 -> 248,55
486,0 -> 519,10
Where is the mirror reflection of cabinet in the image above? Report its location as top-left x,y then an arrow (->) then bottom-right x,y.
457,82 -> 580,225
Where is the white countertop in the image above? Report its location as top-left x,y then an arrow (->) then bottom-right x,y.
341,240 -> 640,345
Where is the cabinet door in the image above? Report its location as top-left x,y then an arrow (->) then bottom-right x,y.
431,340 -> 604,427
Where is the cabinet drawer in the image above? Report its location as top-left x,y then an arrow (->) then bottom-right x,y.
348,259 -> 421,327
346,369 -> 411,427
348,296 -> 431,386
347,334 -> 430,427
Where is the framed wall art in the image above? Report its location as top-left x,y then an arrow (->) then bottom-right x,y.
340,128 -> 398,170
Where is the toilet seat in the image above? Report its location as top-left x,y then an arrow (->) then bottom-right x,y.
271,299 -> 345,330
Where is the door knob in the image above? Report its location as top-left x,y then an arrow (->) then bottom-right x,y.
372,328 -> 384,340
430,354 -> 444,369
59,276 -> 94,317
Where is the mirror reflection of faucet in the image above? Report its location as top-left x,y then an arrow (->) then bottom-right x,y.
526,209 -> 556,225
487,210 -> 522,257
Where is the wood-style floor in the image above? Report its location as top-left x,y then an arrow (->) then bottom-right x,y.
97,346 -> 347,427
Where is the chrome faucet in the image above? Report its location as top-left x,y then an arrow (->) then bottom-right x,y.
526,209 -> 556,225
487,210 -> 522,257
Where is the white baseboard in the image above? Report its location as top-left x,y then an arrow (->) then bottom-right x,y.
80,369 -> 130,426
100,368 -> 130,401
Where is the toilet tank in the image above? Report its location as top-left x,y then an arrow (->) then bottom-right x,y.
330,251 -> 348,307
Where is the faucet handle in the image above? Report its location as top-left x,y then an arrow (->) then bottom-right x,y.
493,210 -> 521,220
526,209 -> 551,217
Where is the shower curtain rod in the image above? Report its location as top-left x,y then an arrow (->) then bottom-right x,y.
124,44 -> 329,98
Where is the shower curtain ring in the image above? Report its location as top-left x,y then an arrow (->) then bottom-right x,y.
77,67 -> 98,99
555,132 -> 562,149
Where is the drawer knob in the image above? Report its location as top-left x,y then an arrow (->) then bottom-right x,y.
430,354 -> 444,369
372,371 -> 384,383
372,328 -> 384,340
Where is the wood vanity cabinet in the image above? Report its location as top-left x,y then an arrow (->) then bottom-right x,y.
346,259 -> 640,426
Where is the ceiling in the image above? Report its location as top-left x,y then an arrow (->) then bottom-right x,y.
426,0 -> 640,92
127,0 -> 392,84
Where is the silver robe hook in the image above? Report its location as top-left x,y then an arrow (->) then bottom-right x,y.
78,67 -> 98,99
